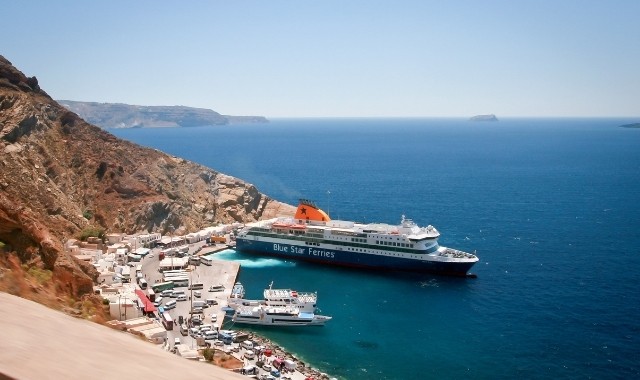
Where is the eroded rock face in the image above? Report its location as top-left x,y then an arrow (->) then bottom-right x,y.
0,55 -> 295,298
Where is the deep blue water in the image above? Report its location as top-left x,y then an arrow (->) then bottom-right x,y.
112,118 -> 640,379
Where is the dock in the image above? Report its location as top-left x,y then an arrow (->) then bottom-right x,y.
140,241 -> 329,379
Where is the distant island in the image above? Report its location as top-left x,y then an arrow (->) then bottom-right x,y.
469,114 -> 498,121
619,122 -> 640,129
58,100 -> 268,129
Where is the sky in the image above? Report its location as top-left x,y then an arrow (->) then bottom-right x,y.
2,1 -> 639,118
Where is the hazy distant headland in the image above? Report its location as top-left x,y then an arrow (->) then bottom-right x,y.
619,122 -> 640,129
58,100 -> 268,129
469,114 -> 498,121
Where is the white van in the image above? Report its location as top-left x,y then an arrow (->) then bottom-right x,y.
176,294 -> 187,301
153,296 -> 164,307
192,300 -> 207,309
203,331 -> 218,341
243,350 -> 255,360
171,290 -> 186,299
180,324 -> 189,336
189,282 -> 204,290
165,300 -> 177,309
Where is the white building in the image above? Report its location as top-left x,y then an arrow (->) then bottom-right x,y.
158,257 -> 188,271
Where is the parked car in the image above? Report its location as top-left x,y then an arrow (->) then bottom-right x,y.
206,298 -> 218,306
243,350 -> 255,360
190,315 -> 203,326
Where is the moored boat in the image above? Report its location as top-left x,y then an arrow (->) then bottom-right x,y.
231,305 -> 331,326
227,281 -> 318,313
230,282 -> 245,299
235,199 -> 479,276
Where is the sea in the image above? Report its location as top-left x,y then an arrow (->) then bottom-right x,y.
112,118 -> 640,379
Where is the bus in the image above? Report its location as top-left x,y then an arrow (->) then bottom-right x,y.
165,277 -> 189,287
146,287 -> 156,302
200,256 -> 212,266
163,273 -> 189,282
188,256 -> 200,266
151,281 -> 175,293
161,311 -> 173,331
162,269 -> 187,277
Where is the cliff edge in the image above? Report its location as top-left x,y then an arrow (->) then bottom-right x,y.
0,55 -> 294,303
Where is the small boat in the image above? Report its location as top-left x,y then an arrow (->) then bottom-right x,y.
232,305 -> 331,326
230,282 -> 245,299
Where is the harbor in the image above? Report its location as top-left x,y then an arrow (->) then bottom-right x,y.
80,228 -> 334,380
149,243 -> 333,379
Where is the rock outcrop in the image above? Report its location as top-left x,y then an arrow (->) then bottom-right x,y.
0,55 -> 294,300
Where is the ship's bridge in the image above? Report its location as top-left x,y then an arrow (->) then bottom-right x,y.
398,216 -> 440,240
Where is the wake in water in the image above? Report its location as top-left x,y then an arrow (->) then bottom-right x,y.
207,249 -> 296,269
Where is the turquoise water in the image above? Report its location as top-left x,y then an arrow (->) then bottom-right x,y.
113,118 -> 640,379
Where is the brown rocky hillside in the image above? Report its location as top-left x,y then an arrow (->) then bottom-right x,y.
0,56 -> 294,304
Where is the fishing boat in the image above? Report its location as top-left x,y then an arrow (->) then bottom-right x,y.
235,199 -> 479,276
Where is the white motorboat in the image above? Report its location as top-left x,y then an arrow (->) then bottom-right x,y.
231,305 -> 331,326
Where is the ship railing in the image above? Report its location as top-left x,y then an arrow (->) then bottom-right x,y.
439,247 -> 477,259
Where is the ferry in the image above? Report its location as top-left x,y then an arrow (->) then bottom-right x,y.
227,282 -> 318,313
236,199 -> 478,277
231,305 -> 331,326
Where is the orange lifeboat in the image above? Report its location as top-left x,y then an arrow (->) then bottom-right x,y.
272,221 -> 290,229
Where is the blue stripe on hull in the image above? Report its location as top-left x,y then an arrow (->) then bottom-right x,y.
236,239 -> 475,277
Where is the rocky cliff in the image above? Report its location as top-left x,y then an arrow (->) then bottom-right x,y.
0,56 -> 294,303
59,100 -> 269,129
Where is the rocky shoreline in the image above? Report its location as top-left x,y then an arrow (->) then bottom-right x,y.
240,330 -> 333,380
